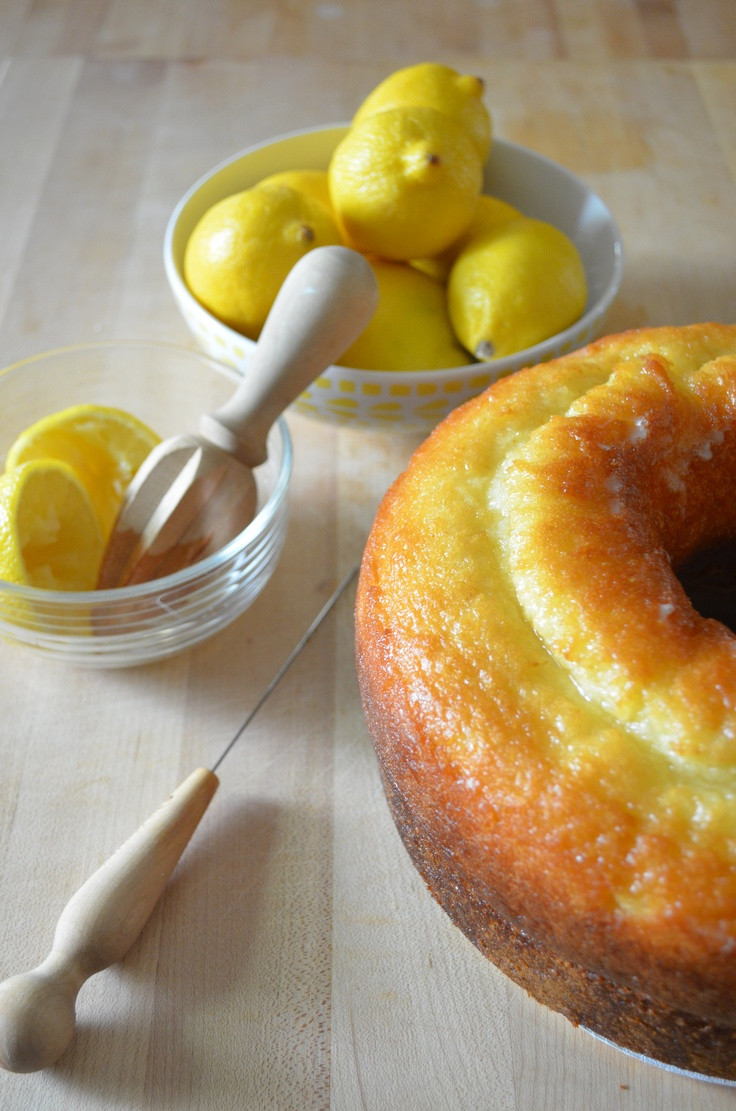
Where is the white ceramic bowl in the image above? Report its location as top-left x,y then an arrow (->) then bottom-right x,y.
0,342 -> 291,667
165,124 -> 624,431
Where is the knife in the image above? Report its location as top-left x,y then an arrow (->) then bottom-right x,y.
0,564 -> 358,1073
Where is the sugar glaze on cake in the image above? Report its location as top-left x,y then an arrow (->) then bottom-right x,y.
355,324 -> 736,1079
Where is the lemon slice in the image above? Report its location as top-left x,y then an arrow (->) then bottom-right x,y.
4,404 -> 160,538
0,460 -> 104,590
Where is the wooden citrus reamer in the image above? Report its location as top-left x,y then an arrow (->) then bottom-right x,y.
0,565 -> 358,1073
97,245 -> 378,587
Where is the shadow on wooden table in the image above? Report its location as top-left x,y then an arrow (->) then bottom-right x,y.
52,792 -> 287,1104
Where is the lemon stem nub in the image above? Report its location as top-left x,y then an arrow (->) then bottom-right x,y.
476,340 -> 495,360
300,224 -> 315,242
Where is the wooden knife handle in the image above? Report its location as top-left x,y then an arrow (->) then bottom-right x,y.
0,767 -> 218,1073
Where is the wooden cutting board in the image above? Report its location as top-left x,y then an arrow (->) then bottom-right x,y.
1,3 -> 736,1105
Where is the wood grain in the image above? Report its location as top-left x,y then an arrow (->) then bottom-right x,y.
1,2 -> 735,1107
3,0 -> 735,60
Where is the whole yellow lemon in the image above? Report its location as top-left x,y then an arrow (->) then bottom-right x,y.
411,193 -> 522,282
462,193 -> 522,238
184,182 -> 342,338
338,259 -> 470,371
328,106 -> 483,262
353,62 -> 492,160
448,217 -> 588,360
256,169 -> 333,213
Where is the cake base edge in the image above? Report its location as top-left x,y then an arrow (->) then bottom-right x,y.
377,761 -> 736,1083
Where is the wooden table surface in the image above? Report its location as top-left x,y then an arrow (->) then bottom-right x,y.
1,2 -> 735,1108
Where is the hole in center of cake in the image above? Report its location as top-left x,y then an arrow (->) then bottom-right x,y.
676,540 -> 736,632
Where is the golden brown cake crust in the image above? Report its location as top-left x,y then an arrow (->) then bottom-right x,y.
355,324 -> 736,1079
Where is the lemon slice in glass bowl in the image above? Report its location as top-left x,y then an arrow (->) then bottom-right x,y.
0,459 -> 104,591
4,404 -> 159,539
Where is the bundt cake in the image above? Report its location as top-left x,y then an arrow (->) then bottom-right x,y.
355,323 -> 736,1079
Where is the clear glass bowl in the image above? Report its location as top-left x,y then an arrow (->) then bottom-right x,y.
0,342 -> 292,667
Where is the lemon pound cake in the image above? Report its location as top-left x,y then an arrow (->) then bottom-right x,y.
355,324 -> 736,1079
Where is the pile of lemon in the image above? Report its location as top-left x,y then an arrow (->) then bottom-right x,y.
184,62 -> 588,372
0,406 -> 159,590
